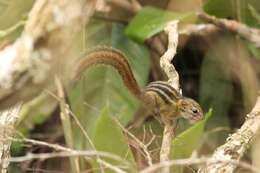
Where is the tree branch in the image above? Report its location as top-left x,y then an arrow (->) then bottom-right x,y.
198,93 -> 260,173
198,12 -> 260,47
159,21 -> 179,173
0,0 -> 96,110
0,105 -> 21,173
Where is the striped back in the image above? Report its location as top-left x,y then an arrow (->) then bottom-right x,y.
145,81 -> 182,104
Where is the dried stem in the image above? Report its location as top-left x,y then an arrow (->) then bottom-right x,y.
198,93 -> 260,173
55,76 -> 80,172
10,135 -> 130,166
160,21 -> 180,91
11,135 -> 76,152
9,151 -> 130,166
0,105 -> 21,173
159,121 -> 176,173
97,159 -> 127,173
159,21 -> 179,173
114,118 -> 153,166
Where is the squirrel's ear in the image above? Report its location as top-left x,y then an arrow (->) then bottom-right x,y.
178,98 -> 189,107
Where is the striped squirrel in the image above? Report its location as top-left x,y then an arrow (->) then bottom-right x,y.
75,47 -> 203,126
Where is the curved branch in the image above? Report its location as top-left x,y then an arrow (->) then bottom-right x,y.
159,21 -> 179,173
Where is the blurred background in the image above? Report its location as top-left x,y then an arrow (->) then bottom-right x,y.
1,0 -> 260,172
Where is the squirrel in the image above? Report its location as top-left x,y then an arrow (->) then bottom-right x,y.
75,47 -> 203,127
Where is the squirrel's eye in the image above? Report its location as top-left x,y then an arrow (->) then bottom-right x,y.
192,109 -> 198,114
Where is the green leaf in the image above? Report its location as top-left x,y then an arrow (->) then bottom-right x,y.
93,107 -> 136,172
247,42 -> 260,60
171,109 -> 212,172
17,93 -> 58,135
203,0 -> 235,18
239,0 -> 260,28
125,6 -> 195,43
248,4 -> 260,25
0,0 -> 32,43
0,20 -> 25,38
0,0 -> 33,29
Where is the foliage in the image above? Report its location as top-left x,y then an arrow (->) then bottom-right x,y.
92,107 -> 136,172
125,6 -> 195,43
172,109 -> 212,159
1,0 -> 259,172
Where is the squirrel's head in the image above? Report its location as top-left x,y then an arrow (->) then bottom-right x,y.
178,98 -> 204,123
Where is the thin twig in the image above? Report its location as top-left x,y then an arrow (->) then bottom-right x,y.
97,159 -> 127,173
11,134 -> 74,152
8,134 -> 131,167
113,117 -> 153,166
67,103 -> 105,173
45,88 -> 105,172
55,76 -> 80,172
9,151 -> 130,166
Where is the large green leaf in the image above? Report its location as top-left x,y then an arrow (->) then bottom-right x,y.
203,0 -> 235,18
92,107 -> 136,172
125,6 -> 195,43
68,21 -> 150,149
171,110 -> 212,172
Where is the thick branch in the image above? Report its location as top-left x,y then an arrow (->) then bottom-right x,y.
0,0 -> 96,110
199,93 -> 260,173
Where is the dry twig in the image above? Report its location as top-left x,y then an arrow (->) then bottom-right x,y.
114,118 -> 153,166
55,77 -> 80,172
97,159 -> 127,173
9,150 -> 130,166
198,12 -> 260,47
0,105 -> 21,173
159,21 -> 180,173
